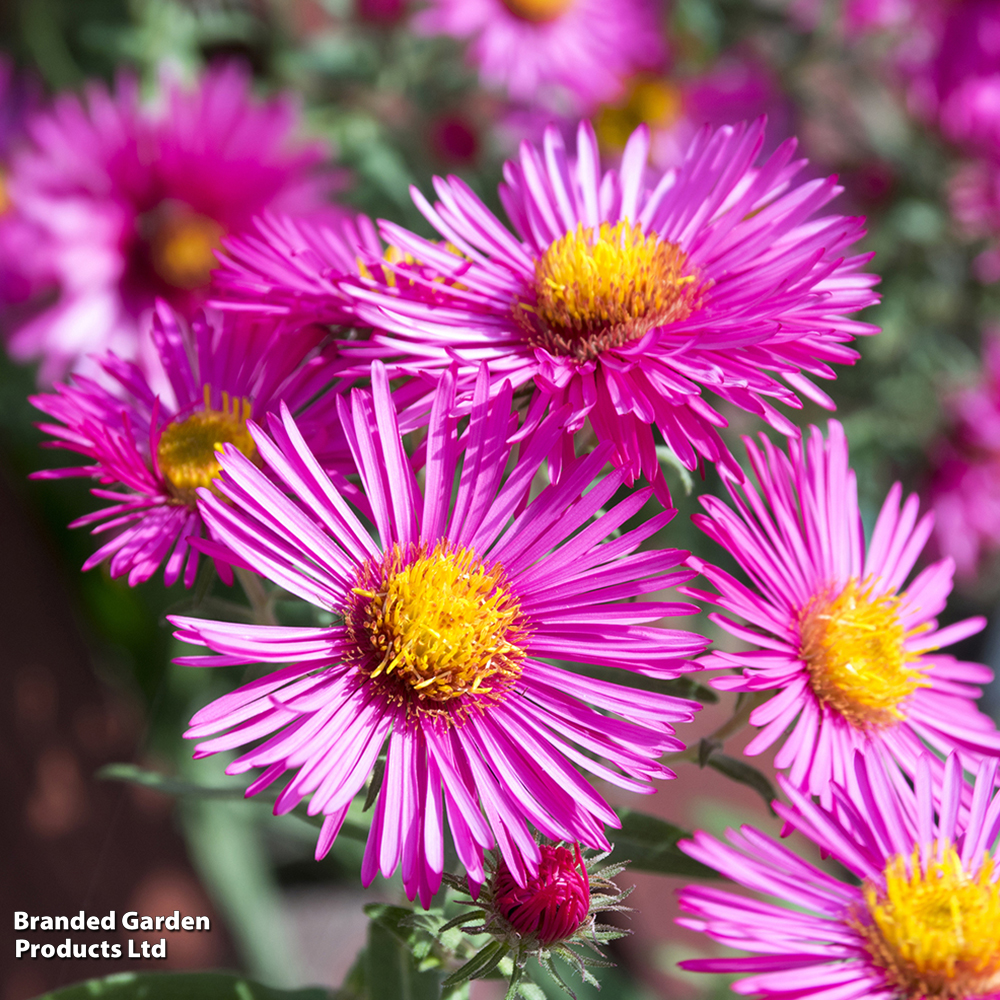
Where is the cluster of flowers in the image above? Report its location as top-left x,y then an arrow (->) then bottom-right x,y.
2,26 -> 999,1000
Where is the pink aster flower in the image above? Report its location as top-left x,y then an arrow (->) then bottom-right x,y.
5,63 -> 342,385
168,363 -> 708,903
30,303 -> 347,588
686,420 -> 1000,803
413,0 -> 666,113
678,749 -> 1000,1000
930,333 -> 1000,576
493,843 -> 591,946
330,119 -> 878,496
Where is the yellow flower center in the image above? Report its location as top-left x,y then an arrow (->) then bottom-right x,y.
156,389 -> 257,504
595,77 -> 684,151
149,209 -> 225,290
500,0 -> 574,21
516,220 -> 705,362
798,579 -> 931,728
0,172 -> 10,215
347,542 -> 527,716
858,846 -> 1000,1000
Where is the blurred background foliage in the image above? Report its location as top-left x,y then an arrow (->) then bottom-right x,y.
3,0 -> 1000,998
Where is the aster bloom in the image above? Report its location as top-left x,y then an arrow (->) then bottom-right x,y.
677,749 -> 1000,1000
686,420 -> 1000,802
334,119 -> 878,495
5,63 -> 341,384
930,333 -> 1000,575
413,0 -> 665,112
440,843 -> 630,996
30,303 -> 347,587
168,363 -> 707,904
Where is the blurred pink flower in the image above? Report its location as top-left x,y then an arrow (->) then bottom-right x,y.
930,0 -> 1000,152
4,63 -> 344,385
595,57 -> 794,169
949,159 -> 1000,283
0,56 -> 46,309
413,0 -> 666,113
930,333 -> 1000,576
841,0 -> 925,36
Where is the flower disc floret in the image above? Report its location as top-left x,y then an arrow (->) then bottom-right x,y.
799,579 -> 931,728
157,392 -> 257,505
148,208 -> 225,290
518,220 -> 704,362
346,541 -> 527,711
500,0 -> 574,21
859,846 -> 1000,1000
494,844 -> 591,945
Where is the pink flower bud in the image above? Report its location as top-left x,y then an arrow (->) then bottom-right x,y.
493,844 -> 590,945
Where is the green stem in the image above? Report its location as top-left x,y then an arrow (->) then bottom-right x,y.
234,567 -> 277,626
671,690 -> 770,764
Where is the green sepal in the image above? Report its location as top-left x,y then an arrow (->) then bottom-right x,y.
441,940 -> 510,988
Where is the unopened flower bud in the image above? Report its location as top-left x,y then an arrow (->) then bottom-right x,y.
493,844 -> 590,945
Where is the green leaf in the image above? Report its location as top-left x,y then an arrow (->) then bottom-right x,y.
97,763 -> 247,798
608,809 -> 719,879
364,911 -> 443,1000
97,763 -> 370,842
703,753 -> 778,817
35,971 -> 331,1000
441,941 -> 509,988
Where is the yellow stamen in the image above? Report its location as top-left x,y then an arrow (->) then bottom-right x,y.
857,845 -> 1000,999
798,578 -> 931,728
347,542 -> 527,715
357,242 -> 466,290
595,77 -> 684,151
517,220 -> 705,361
500,0 -> 574,21
150,210 -> 225,290
156,388 -> 256,504
0,172 -> 10,215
